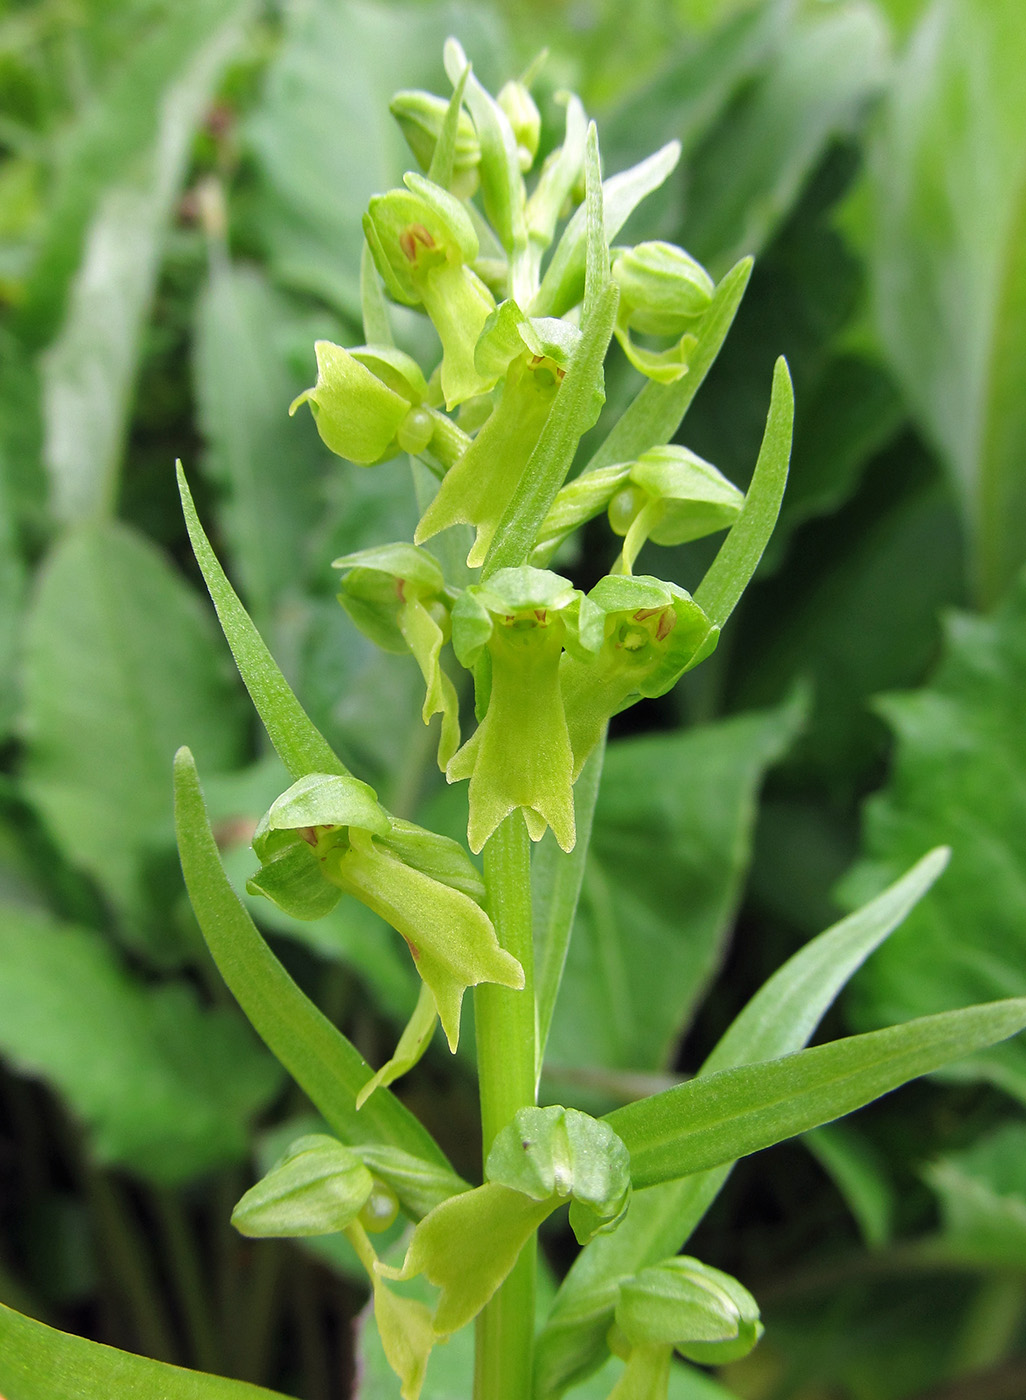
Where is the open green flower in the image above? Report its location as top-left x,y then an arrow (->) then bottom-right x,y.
333,543 -> 460,769
289,340 -> 432,465
560,576 -> 717,777
608,1256 -> 762,1398
534,444 -> 743,573
447,568 -> 601,852
381,1108 -> 630,1339
363,173 -> 497,407
246,773 -> 523,1055
611,240 -> 714,384
416,304 -> 585,567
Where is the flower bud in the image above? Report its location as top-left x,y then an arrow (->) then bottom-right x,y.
615,1255 -> 762,1365
611,241 -> 715,384
498,79 -> 541,170
390,88 -> 481,197
231,1135 -> 373,1237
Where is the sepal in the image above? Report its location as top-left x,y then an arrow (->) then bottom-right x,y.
356,982 -> 437,1109
231,1135 -> 373,1237
612,445 -> 744,573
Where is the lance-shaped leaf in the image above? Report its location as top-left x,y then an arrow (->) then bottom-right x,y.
333,542 -> 460,768
536,849 -> 951,1399
0,1300 -> 294,1400
231,1134 -> 374,1238
173,748 -> 448,1169
605,999 -> 1026,1191
415,341 -> 572,567
363,175 -> 496,407
447,567 -> 600,852
247,773 -> 523,1053
289,340 -> 411,464
560,576 -> 717,778
176,465 -> 349,783
384,1107 -> 629,1337
610,1256 -> 762,1397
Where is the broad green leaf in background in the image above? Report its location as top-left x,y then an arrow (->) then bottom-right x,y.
680,0 -> 888,276
14,0 -> 250,348
926,1124 -> 1026,1270
173,747 -> 454,1176
860,0 -> 1026,604
0,1301 -> 294,1400
244,0 -> 504,319
40,2 -> 250,521
605,999 -> 1026,1189
544,695 -> 801,1092
20,519 -> 247,956
0,905 -> 279,1183
192,259 -> 327,628
844,571 -> 1026,1102
535,849 -> 949,1398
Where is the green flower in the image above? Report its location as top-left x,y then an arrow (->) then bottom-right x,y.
611,241 -> 714,384
447,568 -> 601,853
289,340 -> 432,465
363,174 -> 497,407
607,1256 -> 762,1398
381,1108 -> 630,1338
560,576 -> 717,777
333,543 -> 460,770
416,303 -> 583,567
534,444 -> 743,573
246,774 -> 523,1055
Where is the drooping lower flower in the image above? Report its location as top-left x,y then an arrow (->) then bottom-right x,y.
333,543 -> 460,769
289,340 -> 430,465
446,567 -> 601,853
611,240 -> 714,384
246,773 -> 523,1059
608,1256 -> 762,1399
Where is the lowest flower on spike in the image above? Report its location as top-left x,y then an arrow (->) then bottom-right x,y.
246,773 -> 523,1067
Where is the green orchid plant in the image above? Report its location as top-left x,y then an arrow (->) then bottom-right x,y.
7,35 -> 1023,1400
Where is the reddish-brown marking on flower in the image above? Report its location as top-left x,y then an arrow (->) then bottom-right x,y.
399,224 -> 435,262
403,936 -> 421,962
632,608 -> 662,622
298,826 -> 319,846
656,608 -> 676,641
534,609 -> 547,623
396,577 -> 407,603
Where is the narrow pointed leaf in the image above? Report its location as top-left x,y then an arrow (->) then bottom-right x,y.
174,746 -> 449,1169
606,1000 -> 1026,1191
177,463 -> 349,781
536,847 -> 951,1398
0,1301 -> 293,1400
693,356 -> 793,628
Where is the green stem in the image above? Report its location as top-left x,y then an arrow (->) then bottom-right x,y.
473,809 -> 536,1400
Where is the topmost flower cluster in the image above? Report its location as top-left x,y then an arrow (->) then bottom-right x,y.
288,39 -> 743,862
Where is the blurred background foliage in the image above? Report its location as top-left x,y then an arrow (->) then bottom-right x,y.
2,0 -> 1026,1396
